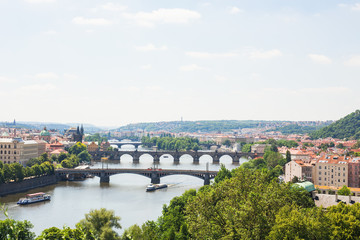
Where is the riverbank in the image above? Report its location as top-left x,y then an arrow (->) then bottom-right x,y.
0,175 -> 58,197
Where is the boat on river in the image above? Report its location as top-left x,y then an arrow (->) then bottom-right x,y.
17,192 -> 51,205
146,184 -> 168,192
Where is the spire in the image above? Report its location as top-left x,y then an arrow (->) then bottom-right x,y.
80,124 -> 84,135
76,126 -> 80,135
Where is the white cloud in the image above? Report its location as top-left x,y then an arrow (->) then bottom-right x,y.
135,44 -> 168,52
20,84 -> 56,91
338,3 -> 360,11
352,3 -> 360,10
0,76 -> 16,83
123,8 -> 201,27
63,74 -> 79,80
72,17 -> 113,26
43,30 -> 57,35
141,64 -> 152,70
215,75 -> 227,82
248,49 -> 282,60
24,0 -> 55,3
344,55 -> 360,66
179,64 -> 205,71
229,7 -> 243,15
33,72 -> 59,80
308,54 -> 332,64
186,51 -> 238,59
102,2 -> 127,11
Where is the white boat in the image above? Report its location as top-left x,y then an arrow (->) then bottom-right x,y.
17,192 -> 51,205
146,184 -> 168,192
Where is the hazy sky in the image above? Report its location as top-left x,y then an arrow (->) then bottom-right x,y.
1,0 -> 359,127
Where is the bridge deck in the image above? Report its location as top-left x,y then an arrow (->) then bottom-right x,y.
56,168 -> 218,174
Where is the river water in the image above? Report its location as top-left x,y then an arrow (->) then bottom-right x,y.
0,148 -> 247,235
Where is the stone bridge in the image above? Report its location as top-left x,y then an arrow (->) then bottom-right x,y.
108,140 -> 142,149
55,168 -> 218,185
89,150 -> 259,164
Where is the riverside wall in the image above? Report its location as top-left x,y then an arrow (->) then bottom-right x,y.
0,175 -> 58,197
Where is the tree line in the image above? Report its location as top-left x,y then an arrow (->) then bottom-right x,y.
0,153 -> 54,184
0,142 -> 92,184
141,136 -> 201,151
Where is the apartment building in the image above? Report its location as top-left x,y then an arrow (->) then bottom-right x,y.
314,155 -> 348,188
0,138 -> 41,165
284,159 -> 315,183
348,158 -> 360,188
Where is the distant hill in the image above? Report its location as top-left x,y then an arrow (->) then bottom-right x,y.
16,122 -> 104,133
114,120 -> 290,133
310,110 -> 360,140
270,123 -> 331,135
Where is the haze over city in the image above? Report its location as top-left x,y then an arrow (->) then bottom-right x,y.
1,0 -> 359,126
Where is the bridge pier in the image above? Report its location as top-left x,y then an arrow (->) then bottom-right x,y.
151,172 -> 160,184
213,155 -> 220,164
204,173 -> 210,185
193,156 -> 199,164
153,155 -> 160,164
132,151 -> 140,163
100,172 -> 110,183
233,155 -> 240,163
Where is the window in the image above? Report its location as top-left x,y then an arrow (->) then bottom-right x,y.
319,171 -> 321,175
343,179 -> 345,182
319,177 -> 322,180
343,173 -> 345,177
325,166 -> 327,170
319,166 -> 322,169
338,179 -> 340,182
338,173 -> 340,176
344,168 -> 346,171
325,178 -> 327,181
332,169 -> 334,172
325,172 -> 327,175
331,181 -> 333,184
331,175 -> 333,178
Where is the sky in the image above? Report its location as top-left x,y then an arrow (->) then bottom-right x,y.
0,0 -> 360,127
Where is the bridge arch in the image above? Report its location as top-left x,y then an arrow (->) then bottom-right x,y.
218,154 -> 233,164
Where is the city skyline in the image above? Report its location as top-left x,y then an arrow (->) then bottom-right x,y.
1,0 -> 359,126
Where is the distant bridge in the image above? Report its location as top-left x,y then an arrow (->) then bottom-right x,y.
55,168 -> 218,185
89,150 -> 259,164
108,140 -> 142,148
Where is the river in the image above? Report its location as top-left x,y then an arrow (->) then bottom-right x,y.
0,149 -> 247,236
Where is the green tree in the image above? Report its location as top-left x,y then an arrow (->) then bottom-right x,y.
326,202 -> 360,239
222,139 -> 231,147
77,208 -> 121,240
267,205 -> 330,240
69,142 -> 87,155
185,168 -> 314,239
78,150 -> 92,163
241,144 -> 252,153
291,176 -> 299,183
39,152 -> 49,163
214,164 -> 232,184
286,150 -> 291,163
36,226 -> 95,240
337,185 -> 351,196
61,160 -> 73,168
10,163 -> 25,182
3,164 -> 12,182
0,218 -> 35,240
58,152 -> 68,162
